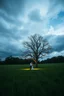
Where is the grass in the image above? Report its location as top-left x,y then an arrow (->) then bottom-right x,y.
0,63 -> 64,96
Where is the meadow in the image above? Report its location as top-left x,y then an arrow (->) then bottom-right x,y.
0,63 -> 64,96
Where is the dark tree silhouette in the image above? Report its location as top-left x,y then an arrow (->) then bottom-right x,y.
23,34 -> 51,67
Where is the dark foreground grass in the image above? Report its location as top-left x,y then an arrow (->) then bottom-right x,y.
0,63 -> 64,96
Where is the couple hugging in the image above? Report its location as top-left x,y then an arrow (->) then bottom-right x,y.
30,62 -> 34,70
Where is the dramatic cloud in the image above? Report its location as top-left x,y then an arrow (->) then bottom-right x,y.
0,0 -> 64,60
28,9 -> 42,22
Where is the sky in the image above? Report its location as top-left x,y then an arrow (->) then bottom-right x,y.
0,0 -> 64,60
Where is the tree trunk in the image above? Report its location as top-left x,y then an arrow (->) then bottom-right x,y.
36,60 -> 38,68
35,57 -> 38,68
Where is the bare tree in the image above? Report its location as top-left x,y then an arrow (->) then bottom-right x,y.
23,34 -> 51,67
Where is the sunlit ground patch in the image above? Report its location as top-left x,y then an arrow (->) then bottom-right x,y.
21,68 -> 43,70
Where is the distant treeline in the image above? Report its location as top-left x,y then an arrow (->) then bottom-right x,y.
0,56 -> 33,65
0,56 -> 64,65
41,56 -> 64,63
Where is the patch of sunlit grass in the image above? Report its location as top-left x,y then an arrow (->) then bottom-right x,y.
21,68 -> 42,70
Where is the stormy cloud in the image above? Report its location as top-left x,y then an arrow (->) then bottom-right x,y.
0,0 -> 64,59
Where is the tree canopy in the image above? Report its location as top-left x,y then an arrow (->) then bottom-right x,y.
23,34 -> 52,67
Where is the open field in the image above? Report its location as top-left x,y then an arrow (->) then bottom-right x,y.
0,63 -> 64,96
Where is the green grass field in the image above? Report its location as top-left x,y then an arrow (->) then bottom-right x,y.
0,63 -> 64,96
